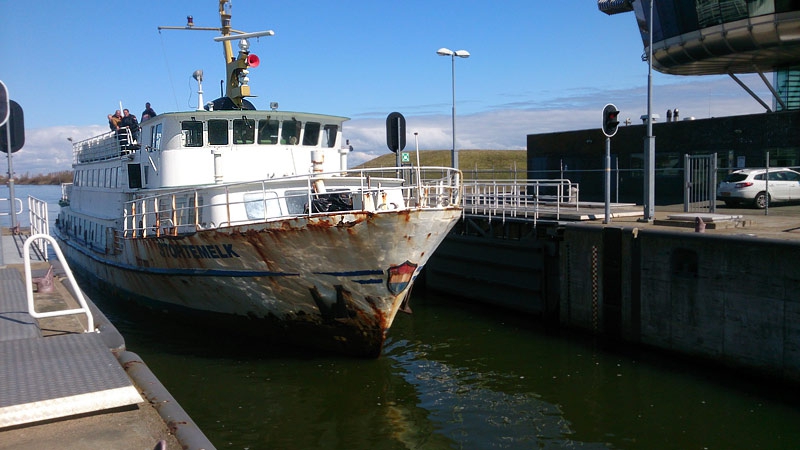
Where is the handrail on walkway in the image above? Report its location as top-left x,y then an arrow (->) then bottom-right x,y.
23,234 -> 95,333
28,196 -> 50,260
462,179 -> 580,223
0,197 -> 24,217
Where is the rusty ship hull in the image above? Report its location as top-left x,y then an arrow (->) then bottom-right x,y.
54,206 -> 460,356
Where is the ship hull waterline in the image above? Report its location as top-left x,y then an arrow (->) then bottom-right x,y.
53,207 -> 460,357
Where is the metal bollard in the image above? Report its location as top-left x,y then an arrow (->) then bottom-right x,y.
694,217 -> 705,233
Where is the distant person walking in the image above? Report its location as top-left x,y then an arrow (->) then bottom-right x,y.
141,102 -> 157,121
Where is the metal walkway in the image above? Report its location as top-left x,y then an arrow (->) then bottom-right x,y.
0,332 -> 143,428
0,222 -> 212,448
0,266 -> 142,429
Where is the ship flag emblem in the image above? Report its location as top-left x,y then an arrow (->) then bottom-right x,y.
387,261 -> 418,295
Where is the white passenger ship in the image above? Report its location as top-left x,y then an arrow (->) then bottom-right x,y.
54,1 -> 462,357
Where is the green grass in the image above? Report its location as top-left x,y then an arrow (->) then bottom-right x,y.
354,149 -> 527,180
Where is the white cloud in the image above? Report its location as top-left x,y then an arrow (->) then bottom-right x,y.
10,75 -> 772,175
6,125 -> 106,176
344,75 -> 773,162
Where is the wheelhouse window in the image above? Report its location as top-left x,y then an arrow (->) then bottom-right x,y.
258,119 -> 279,144
208,119 -> 229,145
323,124 -> 338,148
151,123 -> 162,151
281,119 -> 301,145
303,122 -> 321,146
181,120 -> 204,147
233,118 -> 255,144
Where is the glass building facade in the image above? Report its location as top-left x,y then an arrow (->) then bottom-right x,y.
610,0 -> 800,110
638,0 -> 800,43
775,65 -> 800,110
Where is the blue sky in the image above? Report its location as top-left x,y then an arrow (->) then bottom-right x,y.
0,0 -> 773,174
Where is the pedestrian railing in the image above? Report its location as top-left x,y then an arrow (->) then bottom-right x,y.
24,234 -> 95,333
28,196 -> 50,259
463,179 -> 579,224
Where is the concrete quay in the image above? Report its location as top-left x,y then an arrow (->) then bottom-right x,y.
426,201 -> 800,384
0,229 -> 214,449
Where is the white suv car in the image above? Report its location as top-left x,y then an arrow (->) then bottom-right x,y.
718,168 -> 800,208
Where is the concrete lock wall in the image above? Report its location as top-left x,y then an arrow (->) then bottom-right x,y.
560,224 -> 800,383
425,234 -> 554,315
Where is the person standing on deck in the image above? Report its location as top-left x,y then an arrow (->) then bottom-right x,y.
141,102 -> 157,121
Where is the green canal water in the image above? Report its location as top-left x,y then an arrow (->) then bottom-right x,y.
98,291 -> 800,450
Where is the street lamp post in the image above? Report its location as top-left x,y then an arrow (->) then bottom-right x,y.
436,47 -> 470,170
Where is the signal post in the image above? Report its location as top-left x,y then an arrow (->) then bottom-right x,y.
601,104 -> 620,224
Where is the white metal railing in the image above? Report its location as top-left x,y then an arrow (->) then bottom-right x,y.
72,128 -> 136,163
120,167 -> 462,238
61,183 -> 73,204
28,196 -> 50,259
24,234 -> 95,333
0,196 -> 24,220
684,153 -> 717,214
462,179 -> 580,223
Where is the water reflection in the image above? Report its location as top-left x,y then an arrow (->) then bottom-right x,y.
385,298 -> 613,449
83,277 -> 800,449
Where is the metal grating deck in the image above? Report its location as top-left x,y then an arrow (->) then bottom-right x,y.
0,268 -> 41,341
0,332 -> 143,428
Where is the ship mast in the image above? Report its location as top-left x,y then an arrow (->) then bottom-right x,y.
159,0 -> 273,109
214,1 -> 272,108
219,0 -> 235,64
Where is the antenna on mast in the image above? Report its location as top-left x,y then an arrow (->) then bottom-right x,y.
193,70 -> 204,111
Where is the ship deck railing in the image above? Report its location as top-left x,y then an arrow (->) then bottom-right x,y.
72,128 -> 137,163
116,166 -> 461,238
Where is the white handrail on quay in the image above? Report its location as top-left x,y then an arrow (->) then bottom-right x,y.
24,234 -> 95,333
0,197 -> 24,218
28,196 -> 50,259
462,179 -> 580,223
